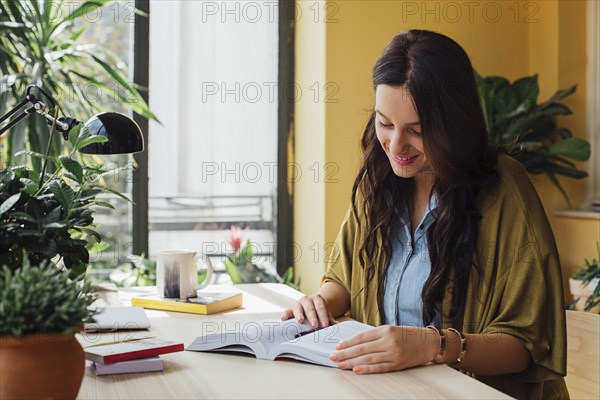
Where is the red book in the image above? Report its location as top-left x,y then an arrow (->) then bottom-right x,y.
84,338 -> 183,364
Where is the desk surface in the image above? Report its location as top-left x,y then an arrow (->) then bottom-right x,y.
77,284 -> 509,399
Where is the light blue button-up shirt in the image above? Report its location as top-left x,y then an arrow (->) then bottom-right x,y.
383,194 -> 441,327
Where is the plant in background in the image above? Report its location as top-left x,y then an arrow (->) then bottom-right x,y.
108,253 -> 157,287
0,259 -> 96,337
476,72 -> 591,206
224,225 -> 300,290
0,0 -> 158,166
225,225 -> 247,254
569,244 -> 600,313
0,124 -> 128,278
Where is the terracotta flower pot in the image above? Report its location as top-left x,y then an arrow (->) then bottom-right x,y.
0,332 -> 85,399
569,277 -> 600,313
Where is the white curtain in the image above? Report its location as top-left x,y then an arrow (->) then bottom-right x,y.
147,0 -> 279,256
148,0 -> 278,197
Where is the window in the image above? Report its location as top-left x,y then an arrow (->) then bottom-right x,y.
144,0 -> 287,279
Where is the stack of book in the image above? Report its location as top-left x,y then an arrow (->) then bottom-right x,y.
84,291 -> 242,375
84,337 -> 184,376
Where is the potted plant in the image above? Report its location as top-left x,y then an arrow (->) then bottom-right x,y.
476,72 -> 591,206
223,225 -> 300,290
569,247 -> 600,313
0,124 -> 127,279
0,123 -> 130,397
0,259 -> 96,399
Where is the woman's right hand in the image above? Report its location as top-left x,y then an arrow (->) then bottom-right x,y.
281,293 -> 339,329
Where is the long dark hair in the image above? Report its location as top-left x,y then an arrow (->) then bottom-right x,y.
351,30 -> 499,327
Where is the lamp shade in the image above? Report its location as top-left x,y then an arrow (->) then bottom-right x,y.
79,112 -> 144,154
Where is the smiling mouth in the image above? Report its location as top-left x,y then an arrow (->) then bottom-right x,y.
393,155 -> 418,161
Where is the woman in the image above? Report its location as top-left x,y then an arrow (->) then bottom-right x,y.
282,30 -> 567,399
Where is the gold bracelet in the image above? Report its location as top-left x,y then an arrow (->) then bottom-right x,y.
446,328 -> 467,364
425,325 -> 445,363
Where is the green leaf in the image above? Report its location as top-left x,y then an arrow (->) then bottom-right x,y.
537,101 -> 572,115
539,85 -> 577,108
42,205 -> 62,224
549,155 -> 576,169
68,124 -> 82,149
67,262 -> 88,281
87,241 -> 110,254
9,212 -> 36,223
0,21 -> 26,29
48,181 -> 76,210
239,240 -> 254,260
546,163 -> 588,179
59,156 -> 84,182
92,200 -> 115,209
67,25 -> 88,42
14,150 -> 55,161
79,188 -> 102,201
58,1 -> 113,25
546,172 -> 571,207
15,230 -> 43,238
554,128 -> 573,139
501,104 -> 572,141
224,258 -> 243,284
73,227 -> 102,242
549,138 -> 591,161
44,222 -> 66,229
0,193 -> 21,216
76,135 -> 108,151
96,186 -> 131,202
281,267 -> 294,284
512,75 -> 539,109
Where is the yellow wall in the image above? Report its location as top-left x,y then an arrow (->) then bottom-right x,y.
294,0 -> 599,296
528,0 -> 599,299
294,1 -> 326,294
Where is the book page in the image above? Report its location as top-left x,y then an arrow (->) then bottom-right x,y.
268,321 -> 373,367
186,319 -> 311,359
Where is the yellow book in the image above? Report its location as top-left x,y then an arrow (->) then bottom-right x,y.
131,292 -> 242,315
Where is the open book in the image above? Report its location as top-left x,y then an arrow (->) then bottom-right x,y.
186,319 -> 373,367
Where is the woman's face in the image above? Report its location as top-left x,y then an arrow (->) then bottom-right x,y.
374,84 -> 434,184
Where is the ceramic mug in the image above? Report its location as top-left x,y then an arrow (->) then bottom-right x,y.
156,250 -> 214,299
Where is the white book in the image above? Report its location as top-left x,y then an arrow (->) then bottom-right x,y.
85,306 -> 151,332
186,319 -> 373,367
91,357 -> 164,375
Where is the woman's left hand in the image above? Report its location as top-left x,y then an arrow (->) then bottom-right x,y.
330,325 -> 439,374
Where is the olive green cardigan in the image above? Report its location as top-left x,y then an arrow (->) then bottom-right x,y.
322,154 -> 568,400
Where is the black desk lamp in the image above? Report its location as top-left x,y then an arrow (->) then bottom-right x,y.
0,85 -> 144,154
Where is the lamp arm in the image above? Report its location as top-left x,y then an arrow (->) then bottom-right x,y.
1,85 -> 144,156
0,96 -> 31,125
0,88 -> 79,138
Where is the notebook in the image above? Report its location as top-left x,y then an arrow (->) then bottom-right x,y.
84,306 -> 151,332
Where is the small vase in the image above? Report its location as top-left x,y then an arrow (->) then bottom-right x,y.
0,332 -> 85,399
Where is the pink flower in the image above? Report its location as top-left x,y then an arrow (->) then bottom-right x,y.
225,225 -> 247,254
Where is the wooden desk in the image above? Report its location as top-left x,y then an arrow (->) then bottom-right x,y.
77,284 -> 509,399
